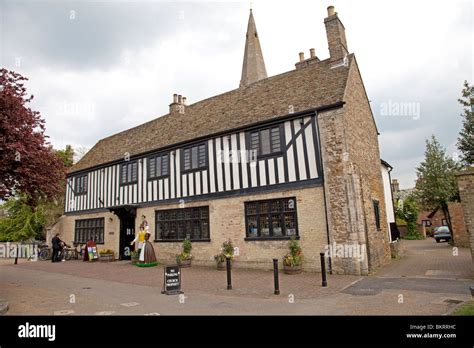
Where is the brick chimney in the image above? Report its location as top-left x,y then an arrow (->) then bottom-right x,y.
324,6 -> 348,63
169,93 -> 186,114
295,48 -> 320,69
391,179 -> 400,193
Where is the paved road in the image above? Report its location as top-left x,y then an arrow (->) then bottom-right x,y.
0,239 -> 472,315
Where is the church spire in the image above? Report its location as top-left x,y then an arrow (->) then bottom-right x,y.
239,9 -> 267,87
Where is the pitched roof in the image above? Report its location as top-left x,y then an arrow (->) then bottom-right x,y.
70,55 -> 353,174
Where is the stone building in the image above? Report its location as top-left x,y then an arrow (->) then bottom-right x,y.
53,6 -> 391,275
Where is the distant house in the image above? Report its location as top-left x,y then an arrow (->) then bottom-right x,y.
391,179 -> 469,246
418,204 -> 469,247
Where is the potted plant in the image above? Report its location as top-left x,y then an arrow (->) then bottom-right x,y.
176,239 -> 193,268
131,250 -> 139,264
282,237 -> 303,274
214,239 -> 234,271
99,249 -> 115,262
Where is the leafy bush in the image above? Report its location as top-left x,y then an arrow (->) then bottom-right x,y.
176,239 -> 193,263
283,237 -> 303,266
214,239 -> 234,264
182,239 -> 192,254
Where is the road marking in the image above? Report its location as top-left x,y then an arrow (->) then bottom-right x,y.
120,302 -> 139,307
53,309 -> 75,315
144,312 -> 161,316
425,270 -> 461,278
340,278 -> 363,291
95,311 -> 115,315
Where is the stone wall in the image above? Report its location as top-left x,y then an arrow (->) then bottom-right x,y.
456,169 -> 474,262
317,57 -> 390,275
342,57 -> 391,271
56,185 -> 328,271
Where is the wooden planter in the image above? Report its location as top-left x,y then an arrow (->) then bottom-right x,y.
99,253 -> 114,262
283,263 -> 302,275
217,261 -> 232,271
178,259 -> 192,268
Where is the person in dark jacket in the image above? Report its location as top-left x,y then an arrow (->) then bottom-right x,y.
51,233 -> 63,262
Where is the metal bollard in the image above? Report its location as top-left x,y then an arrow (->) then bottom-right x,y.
226,256 -> 232,290
273,258 -> 280,295
320,252 -> 327,287
14,244 -> 18,265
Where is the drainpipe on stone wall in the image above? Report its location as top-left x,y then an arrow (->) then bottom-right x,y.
314,111 -> 333,274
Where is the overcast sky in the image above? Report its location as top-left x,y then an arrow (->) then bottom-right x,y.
1,0 -> 472,188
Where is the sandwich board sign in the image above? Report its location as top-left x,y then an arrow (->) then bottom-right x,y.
87,246 -> 99,261
161,265 -> 182,295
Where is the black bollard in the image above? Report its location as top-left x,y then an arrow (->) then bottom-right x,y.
14,244 -> 18,265
273,258 -> 280,295
320,252 -> 327,287
226,256 -> 232,290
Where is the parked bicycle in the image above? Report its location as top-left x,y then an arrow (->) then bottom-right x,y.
36,242 -> 52,261
62,242 -> 83,261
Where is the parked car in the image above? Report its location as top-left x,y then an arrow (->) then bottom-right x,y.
433,226 -> 451,243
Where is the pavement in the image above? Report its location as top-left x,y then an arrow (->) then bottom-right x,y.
0,238 -> 472,315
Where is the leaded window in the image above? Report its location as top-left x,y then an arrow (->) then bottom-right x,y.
74,174 -> 88,195
74,218 -> 104,244
245,197 -> 298,239
182,143 -> 207,172
156,206 -> 210,241
148,153 -> 169,179
120,161 -> 138,185
249,125 -> 283,158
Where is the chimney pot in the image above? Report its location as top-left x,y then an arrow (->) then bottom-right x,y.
299,52 -> 304,62
178,95 -> 182,104
173,94 -> 178,103
310,48 -> 315,58
182,97 -> 187,105
327,6 -> 335,16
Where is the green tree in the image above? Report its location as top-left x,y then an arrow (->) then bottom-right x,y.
457,81 -> 474,166
56,145 -> 75,167
399,196 -> 422,239
0,196 -> 45,241
415,136 -> 459,241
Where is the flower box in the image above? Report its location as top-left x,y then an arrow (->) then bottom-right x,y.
283,263 -> 302,275
99,253 -> 114,262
